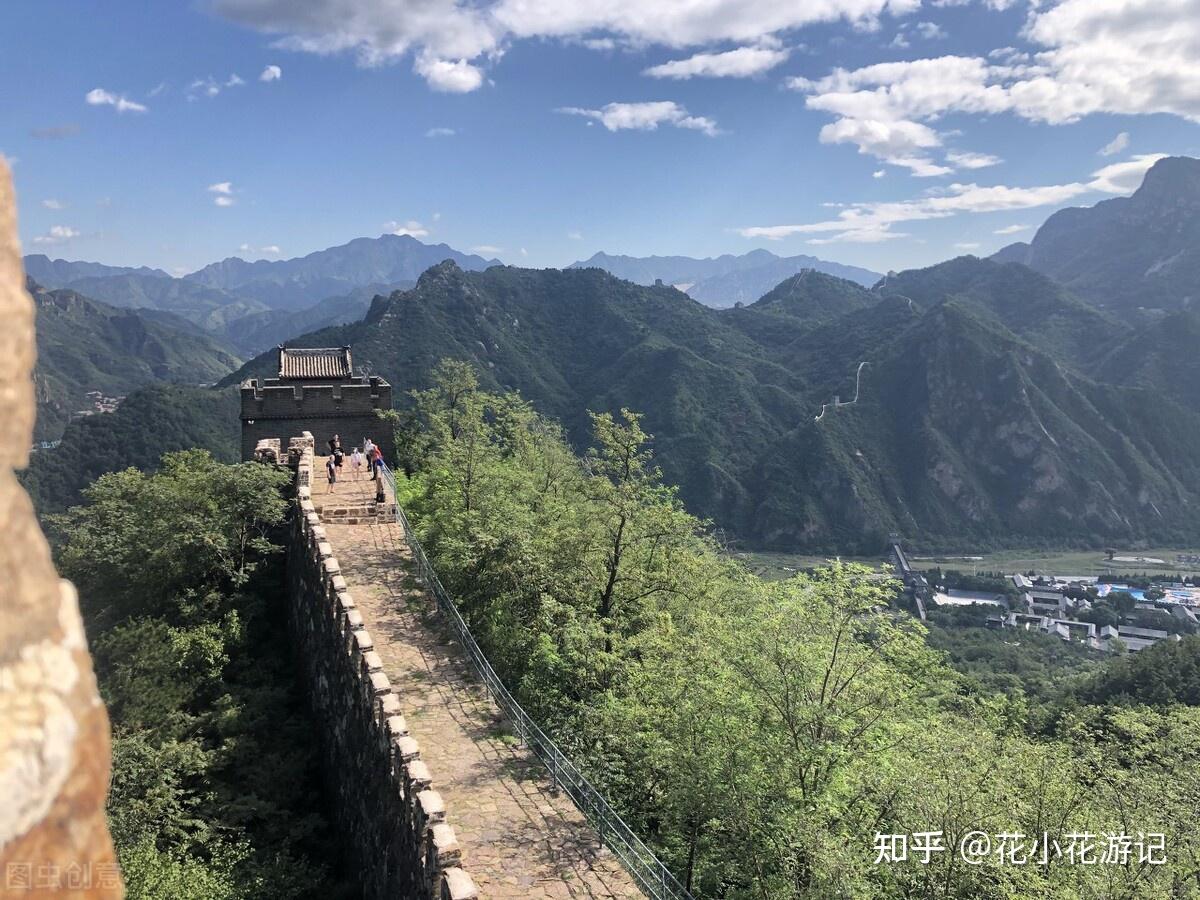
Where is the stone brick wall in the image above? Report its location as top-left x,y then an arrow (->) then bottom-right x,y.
241,377 -> 395,462
0,159 -> 122,894
283,435 -> 477,899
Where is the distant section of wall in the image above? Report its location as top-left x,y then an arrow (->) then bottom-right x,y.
283,435 -> 476,900
0,160 -> 122,893
241,376 -> 395,462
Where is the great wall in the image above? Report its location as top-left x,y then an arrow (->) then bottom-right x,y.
265,432 -> 648,898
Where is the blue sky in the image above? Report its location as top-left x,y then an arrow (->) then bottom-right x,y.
3,0 -> 1198,275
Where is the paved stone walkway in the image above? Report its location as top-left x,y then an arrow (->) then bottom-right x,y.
313,460 -> 643,899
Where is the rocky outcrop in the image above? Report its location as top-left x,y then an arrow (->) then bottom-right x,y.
0,161 -> 122,895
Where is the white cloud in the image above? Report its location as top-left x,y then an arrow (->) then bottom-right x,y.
41,199 -> 65,210
33,225 -> 81,245
413,55 -> 484,92
643,45 -> 790,79
994,223 -> 1029,234
226,73 -> 246,87
1099,131 -> 1130,156
384,219 -> 430,238
1088,153 -> 1168,193
914,21 -> 946,40
945,150 -> 1002,169
260,64 -> 283,82
424,127 -> 456,137
817,116 -> 949,175
85,88 -> 147,113
954,241 -> 981,250
567,230 -> 583,240
239,243 -> 283,256
792,1 -> 1200,174
872,169 -> 886,178
189,77 -> 223,99
213,0 -> 924,92
471,244 -> 502,254
558,101 -> 719,136
208,182 -> 236,206
737,154 -> 1166,244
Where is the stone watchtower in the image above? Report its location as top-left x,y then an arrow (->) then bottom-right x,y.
240,346 -> 394,461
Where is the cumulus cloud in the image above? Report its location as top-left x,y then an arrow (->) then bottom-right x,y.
384,219 -> 430,238
42,199 -> 66,210
872,169 -> 886,178
643,45 -> 790,79
1099,131 -> 1130,156
212,0 -> 923,92
792,1 -> 1200,173
85,88 -> 147,113
261,64 -> 283,81
736,155 -> 1163,244
33,225 -> 81,245
425,127 -> 456,137
413,55 -> 484,92
208,182 -> 236,206
558,101 -> 719,135
226,73 -> 246,87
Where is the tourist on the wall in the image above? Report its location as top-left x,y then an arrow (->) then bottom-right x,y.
363,436 -> 375,471
350,447 -> 363,481
326,455 -> 337,493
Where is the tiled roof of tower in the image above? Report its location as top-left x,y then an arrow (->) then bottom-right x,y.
278,346 -> 353,380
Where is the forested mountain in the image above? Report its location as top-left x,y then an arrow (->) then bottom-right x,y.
993,155 -> 1200,317
184,233 -> 498,308
22,234 -> 496,352
224,256 -> 1200,551
570,248 -> 881,307
22,384 -> 239,512
28,279 -> 241,442
220,280 -> 412,355
60,271 -> 270,331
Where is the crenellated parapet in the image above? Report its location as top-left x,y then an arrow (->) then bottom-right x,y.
240,347 -> 395,463
283,435 -> 477,899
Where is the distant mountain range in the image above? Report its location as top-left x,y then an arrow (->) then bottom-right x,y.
993,155 -> 1200,318
26,279 -> 242,442
23,233 -> 493,355
29,156 -> 1200,550
568,249 -> 881,308
183,234 -> 499,308
223,256 -> 1200,551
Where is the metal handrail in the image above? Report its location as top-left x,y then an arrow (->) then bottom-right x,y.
377,463 -> 695,900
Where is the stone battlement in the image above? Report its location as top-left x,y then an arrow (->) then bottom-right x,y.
240,369 -> 395,462
285,434 -> 477,899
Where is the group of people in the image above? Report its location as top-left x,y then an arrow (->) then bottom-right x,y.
324,433 -> 385,497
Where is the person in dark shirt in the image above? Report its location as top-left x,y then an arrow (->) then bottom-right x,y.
325,456 -> 337,493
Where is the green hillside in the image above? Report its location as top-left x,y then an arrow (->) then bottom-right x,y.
30,280 -> 242,442
221,257 -> 1200,552
22,384 -> 240,513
